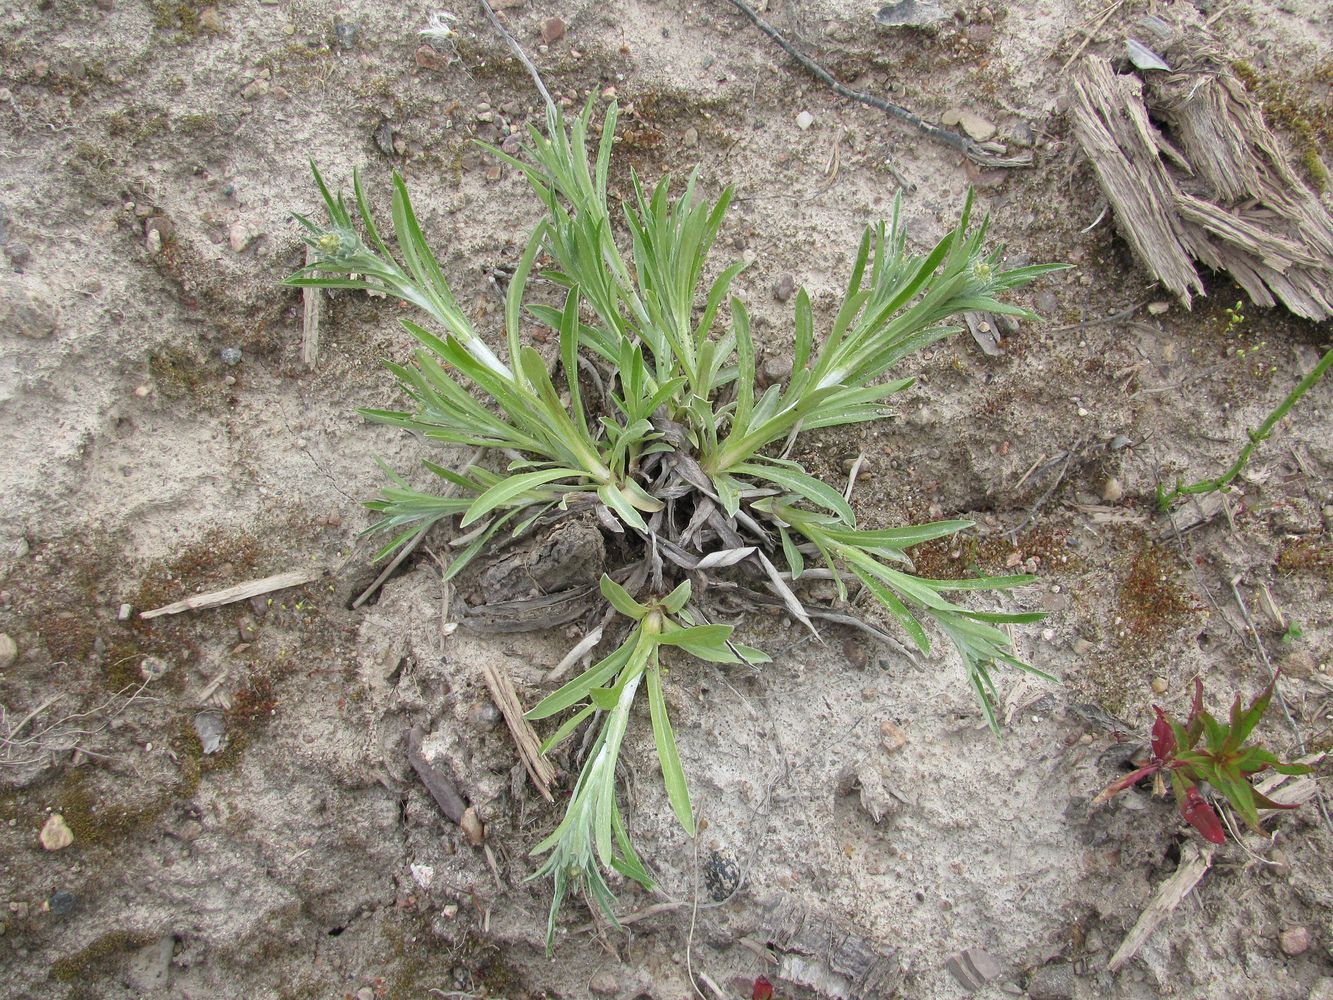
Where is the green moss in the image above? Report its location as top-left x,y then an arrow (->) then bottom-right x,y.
147,0 -> 231,40
1119,544 -> 1202,644
56,770 -> 176,848
147,344 -> 220,403
1232,59 -> 1332,193
1276,539 -> 1333,578
49,930 -> 159,983
106,107 -> 170,143
175,111 -> 219,135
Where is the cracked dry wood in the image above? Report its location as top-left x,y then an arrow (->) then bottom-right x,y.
1070,34 -> 1333,321
1108,843 -> 1213,972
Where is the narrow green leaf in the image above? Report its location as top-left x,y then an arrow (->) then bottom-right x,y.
647,666 -> 695,835
663,579 -> 692,614
460,468 -> 579,527
600,574 -> 648,620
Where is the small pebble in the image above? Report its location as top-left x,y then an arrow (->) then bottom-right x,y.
773,274 -> 795,302
1041,628 -> 1056,642
220,346 -> 242,366
40,814 -> 74,851
1151,676 -> 1168,694
0,633 -> 16,670
682,126 -> 699,147
1101,477 -> 1124,503
415,45 -> 450,73
842,637 -> 869,669
334,19 -> 359,48
1279,926 -> 1310,956
540,16 -> 565,43
134,385 -> 150,398
879,720 -> 907,753
795,110 -> 814,130
0,276 -> 59,339
228,222 -> 252,253
240,78 -> 269,101
467,701 -> 501,727
141,656 -> 170,681
237,618 -> 258,644
198,7 -> 223,33
47,890 -> 76,917
194,710 -> 225,755
1072,637 -> 1094,654
1147,301 -> 1170,316
460,806 -> 484,846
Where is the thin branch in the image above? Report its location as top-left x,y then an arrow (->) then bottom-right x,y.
721,0 -> 1032,168
141,570 -> 323,619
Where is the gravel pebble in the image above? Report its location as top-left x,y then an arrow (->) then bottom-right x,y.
0,277 -> 59,339
194,710 -> 225,754
0,633 -> 16,670
40,814 -> 74,851
1100,477 -> 1123,503
141,656 -> 170,681
541,16 -> 565,44
795,110 -> 814,130
773,273 -> 795,302
47,890 -> 77,916
1279,925 -> 1310,956
220,346 -> 242,366
415,45 -> 450,73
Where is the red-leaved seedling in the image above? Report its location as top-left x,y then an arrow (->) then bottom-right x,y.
752,975 -> 775,1000
1093,674 -> 1312,844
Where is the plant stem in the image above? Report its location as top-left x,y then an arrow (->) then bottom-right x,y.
1157,345 -> 1333,511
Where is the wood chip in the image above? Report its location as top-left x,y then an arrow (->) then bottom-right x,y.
302,244 -> 322,367
481,660 -> 555,802
140,569 -> 323,619
1108,843 -> 1212,972
964,310 -> 1004,356
407,726 -> 468,824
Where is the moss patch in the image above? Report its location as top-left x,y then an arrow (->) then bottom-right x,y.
49,929 -> 159,984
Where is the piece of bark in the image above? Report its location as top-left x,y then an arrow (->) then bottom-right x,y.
1069,27 -> 1333,321
407,726 -> 468,824
1108,843 -> 1212,972
140,570 -> 322,618
480,660 -> 555,802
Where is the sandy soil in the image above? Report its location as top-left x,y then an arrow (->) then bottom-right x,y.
1,1 -> 1331,998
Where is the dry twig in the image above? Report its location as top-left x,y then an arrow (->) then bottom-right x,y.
141,569 -> 322,619
721,0 -> 1032,168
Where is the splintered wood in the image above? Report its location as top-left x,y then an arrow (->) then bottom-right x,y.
1070,28 -> 1333,321
1109,844 -> 1213,972
481,660 -> 555,802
